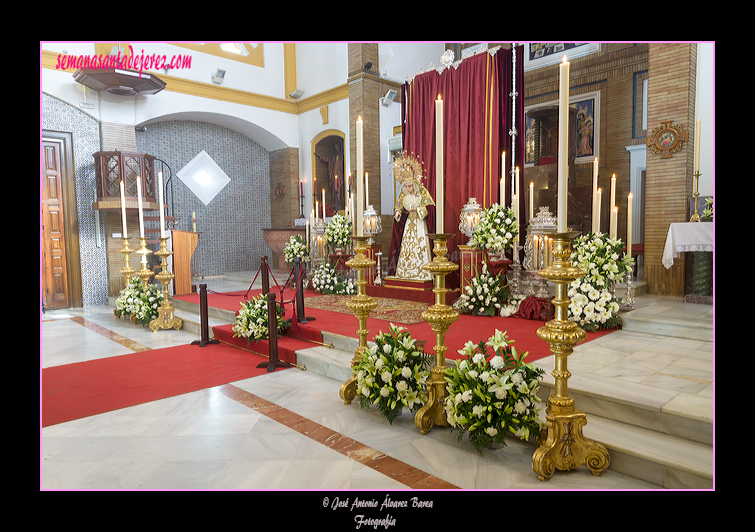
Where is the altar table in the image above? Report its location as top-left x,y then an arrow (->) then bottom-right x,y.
662,222 -> 713,269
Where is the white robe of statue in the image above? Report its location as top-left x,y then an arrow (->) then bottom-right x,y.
393,181 -> 433,281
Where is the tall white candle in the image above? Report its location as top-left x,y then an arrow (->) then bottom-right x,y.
557,56 -> 570,232
136,177 -> 145,238
316,200 -> 319,222
365,173 -> 369,207
436,95 -> 444,233
610,174 -> 616,224
627,193 -> 633,261
515,167 -> 520,216
356,116 -> 364,236
120,180 -> 128,237
611,206 -> 618,240
694,119 -> 701,173
344,173 -> 348,213
596,189 -> 602,233
513,193 -> 518,224
158,171 -> 165,238
350,192 -> 354,225
322,188 -> 326,219
501,151 -> 506,205
592,158 -> 599,233
529,182 -> 534,223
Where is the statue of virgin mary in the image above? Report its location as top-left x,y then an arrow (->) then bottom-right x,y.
387,152 -> 435,281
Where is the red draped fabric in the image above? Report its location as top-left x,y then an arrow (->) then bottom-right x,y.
389,46 -> 525,287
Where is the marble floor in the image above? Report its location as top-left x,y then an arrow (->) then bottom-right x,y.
40,276 -> 714,491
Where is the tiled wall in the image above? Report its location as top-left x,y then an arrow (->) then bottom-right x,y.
42,93 -> 108,306
41,94 -> 271,306
136,120 -> 271,278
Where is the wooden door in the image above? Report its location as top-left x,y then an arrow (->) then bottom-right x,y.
42,140 -> 69,309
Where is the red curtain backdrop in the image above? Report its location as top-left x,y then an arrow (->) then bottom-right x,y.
388,46 -> 525,287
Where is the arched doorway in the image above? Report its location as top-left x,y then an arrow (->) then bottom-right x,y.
311,130 -> 346,217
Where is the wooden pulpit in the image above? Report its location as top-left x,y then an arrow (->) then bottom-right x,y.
172,230 -> 198,295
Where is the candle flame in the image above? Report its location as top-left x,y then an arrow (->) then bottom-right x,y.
563,55 -> 568,63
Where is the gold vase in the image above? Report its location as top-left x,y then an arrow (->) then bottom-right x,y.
414,234 -> 459,435
149,236 -> 183,332
339,235 -> 377,404
531,231 -> 609,481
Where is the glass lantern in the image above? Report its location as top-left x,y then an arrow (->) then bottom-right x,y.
363,204 -> 382,245
459,198 -> 483,245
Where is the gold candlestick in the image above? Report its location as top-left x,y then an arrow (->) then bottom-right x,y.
532,231 -> 609,481
689,171 -> 701,222
414,233 -> 459,435
134,237 -> 154,288
339,235 -> 377,404
119,236 -> 136,281
149,236 -> 183,332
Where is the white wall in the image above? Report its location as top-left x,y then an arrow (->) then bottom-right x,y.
696,42 -> 714,197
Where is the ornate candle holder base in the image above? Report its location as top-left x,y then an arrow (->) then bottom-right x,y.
414,234 -> 459,435
149,236 -> 183,332
339,235 -> 377,405
532,231 -> 609,481
135,237 -> 154,288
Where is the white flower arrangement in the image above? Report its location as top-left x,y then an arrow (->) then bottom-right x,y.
443,329 -> 545,454
310,262 -> 356,295
283,234 -> 309,267
232,293 -> 291,343
500,293 -> 526,317
458,263 -> 510,317
470,203 -> 518,254
115,277 -> 164,325
323,213 -> 352,249
355,323 -> 433,424
568,232 -> 634,331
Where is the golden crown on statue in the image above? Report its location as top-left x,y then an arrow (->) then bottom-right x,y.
393,151 -> 427,186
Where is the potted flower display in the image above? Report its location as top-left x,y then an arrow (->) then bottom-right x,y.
568,232 -> 633,331
115,277 -> 165,325
443,329 -> 546,454
324,213 -> 351,253
283,234 -> 309,267
457,263 -> 510,317
310,262 -> 356,295
232,293 -> 291,343
355,323 -> 434,424
470,203 -> 518,259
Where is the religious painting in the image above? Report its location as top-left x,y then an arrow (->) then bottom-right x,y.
524,43 -> 600,71
572,97 -> 595,161
524,90 -> 601,167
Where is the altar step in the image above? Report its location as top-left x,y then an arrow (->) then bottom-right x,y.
155,292 -> 712,489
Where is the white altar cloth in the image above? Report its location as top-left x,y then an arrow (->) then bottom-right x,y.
662,222 -> 713,269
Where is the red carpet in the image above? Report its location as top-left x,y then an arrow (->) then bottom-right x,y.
175,288 -> 617,364
42,342 -> 284,427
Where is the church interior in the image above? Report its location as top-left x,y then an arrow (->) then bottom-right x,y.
40,42 -> 714,493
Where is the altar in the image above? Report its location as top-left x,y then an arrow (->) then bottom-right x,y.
663,222 -> 713,302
